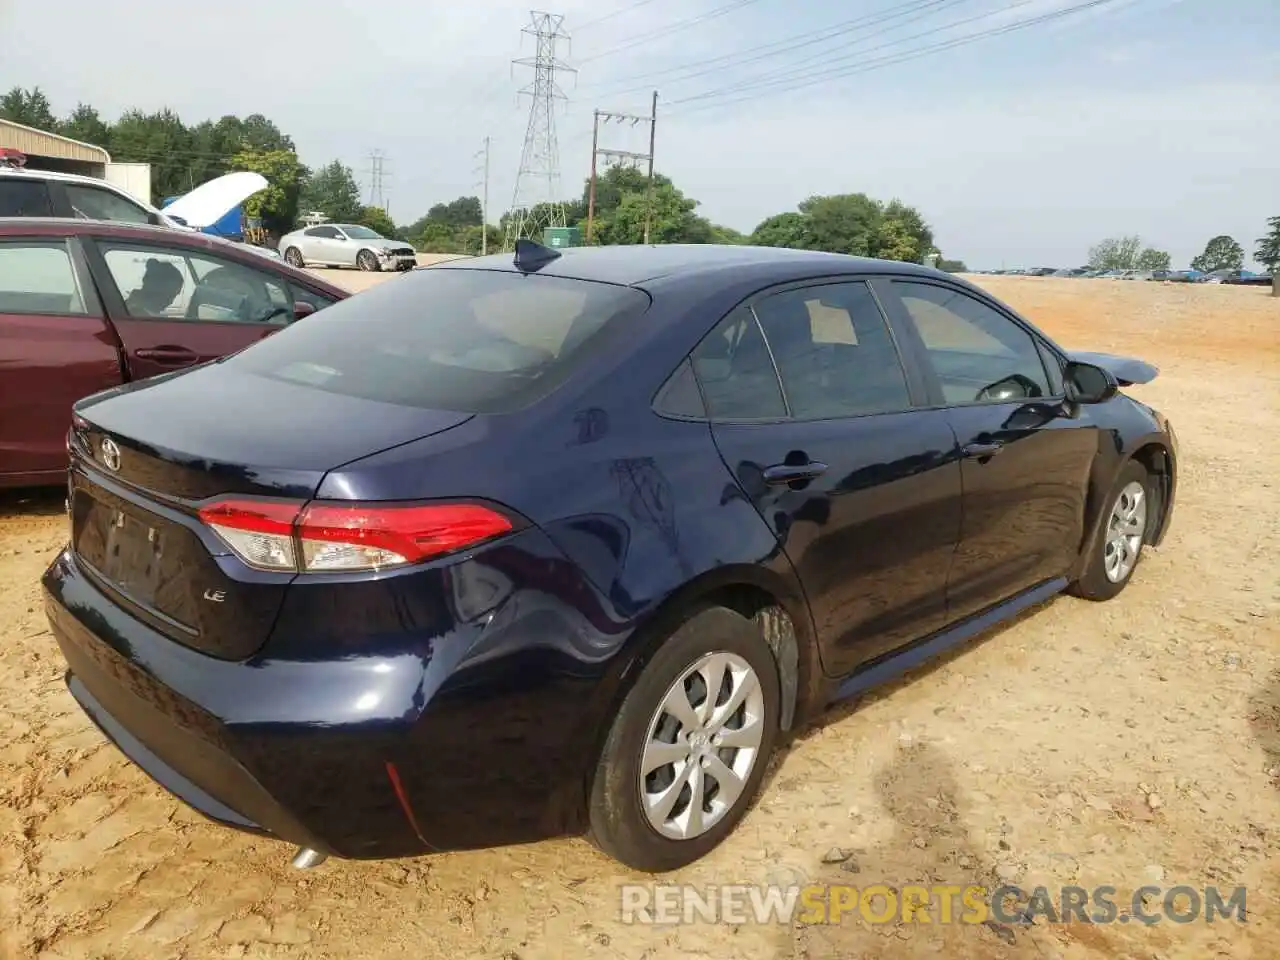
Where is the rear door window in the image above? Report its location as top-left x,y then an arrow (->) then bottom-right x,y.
0,241 -> 88,315
227,268 -> 650,412
0,178 -> 54,217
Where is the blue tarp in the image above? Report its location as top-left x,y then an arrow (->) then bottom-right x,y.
162,196 -> 243,239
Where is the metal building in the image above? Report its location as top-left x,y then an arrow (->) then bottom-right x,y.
0,117 -> 110,177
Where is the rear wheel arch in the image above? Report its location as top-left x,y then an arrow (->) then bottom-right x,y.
584,566 -> 820,782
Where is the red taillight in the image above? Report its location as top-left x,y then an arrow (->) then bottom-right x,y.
196,498 -> 514,573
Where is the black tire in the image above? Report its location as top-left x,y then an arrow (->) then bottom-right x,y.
587,605 -> 780,873
283,247 -> 304,268
357,249 -> 381,272
1070,460 -> 1151,601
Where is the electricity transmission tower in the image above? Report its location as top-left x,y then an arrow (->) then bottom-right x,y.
586,91 -> 658,244
366,149 -> 388,209
503,11 -> 575,252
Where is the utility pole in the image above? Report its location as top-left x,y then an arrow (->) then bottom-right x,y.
643,90 -> 657,245
474,136 -> 491,256
366,149 -> 388,209
504,11 -> 575,252
586,98 -> 657,246
586,110 -> 600,243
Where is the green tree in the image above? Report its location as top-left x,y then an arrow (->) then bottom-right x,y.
709,224 -> 746,244
457,224 -> 502,255
357,205 -> 397,238
750,194 -> 934,262
298,160 -> 363,223
1135,247 -> 1171,271
1190,235 -> 1245,273
109,109 -> 196,202
591,181 -> 711,246
937,258 -> 968,273
0,86 -> 57,130
875,199 -> 934,263
1087,236 -> 1144,270
750,212 -> 812,248
1254,216 -> 1280,272
424,196 -> 484,228
798,193 -> 882,255
228,148 -> 303,235
59,104 -> 111,149
584,165 -> 670,220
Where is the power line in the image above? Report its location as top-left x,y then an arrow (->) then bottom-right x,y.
574,0 -> 665,32
668,0 -> 1115,110
670,0 -> 1042,104
577,0 -> 767,64
581,0 -> 970,92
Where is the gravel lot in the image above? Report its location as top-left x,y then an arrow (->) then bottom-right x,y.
0,274 -> 1276,960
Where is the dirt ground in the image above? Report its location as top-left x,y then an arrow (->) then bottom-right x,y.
1,274 -> 1277,960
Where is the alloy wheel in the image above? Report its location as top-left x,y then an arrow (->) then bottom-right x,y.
639,651 -> 766,840
1104,480 -> 1147,583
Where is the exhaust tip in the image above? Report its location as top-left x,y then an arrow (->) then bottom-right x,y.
291,847 -> 328,870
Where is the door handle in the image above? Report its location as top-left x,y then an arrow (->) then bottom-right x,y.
762,461 -> 829,484
961,441 -> 1004,460
135,346 -> 198,365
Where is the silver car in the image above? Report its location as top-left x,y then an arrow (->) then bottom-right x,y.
277,223 -> 417,272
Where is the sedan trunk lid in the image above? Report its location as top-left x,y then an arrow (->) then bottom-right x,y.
68,363 -> 473,660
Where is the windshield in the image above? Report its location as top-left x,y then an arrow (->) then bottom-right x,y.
342,226 -> 382,240
226,268 -> 650,413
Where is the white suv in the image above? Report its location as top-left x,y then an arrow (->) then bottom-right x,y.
0,162 -> 176,225
0,153 -> 270,243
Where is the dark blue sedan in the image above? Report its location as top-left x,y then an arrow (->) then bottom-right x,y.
43,240 -> 1177,873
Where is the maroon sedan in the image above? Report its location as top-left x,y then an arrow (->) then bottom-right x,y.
0,219 -> 348,488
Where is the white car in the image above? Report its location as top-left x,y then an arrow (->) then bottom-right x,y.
277,224 -> 418,272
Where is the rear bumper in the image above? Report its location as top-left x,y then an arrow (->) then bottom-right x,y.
43,527 -> 636,860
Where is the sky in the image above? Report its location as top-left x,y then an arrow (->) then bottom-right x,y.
1,0 -> 1277,268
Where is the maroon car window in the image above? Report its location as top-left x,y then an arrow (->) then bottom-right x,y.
100,244 -> 296,325
0,241 -> 88,315
0,178 -> 54,217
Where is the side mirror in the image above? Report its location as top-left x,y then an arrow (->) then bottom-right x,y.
1063,360 -> 1118,404
292,301 -> 317,320
166,214 -> 189,227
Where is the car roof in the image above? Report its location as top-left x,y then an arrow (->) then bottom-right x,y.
1,165 -> 148,191
0,216 -> 204,241
434,243 -> 944,287
0,217 -> 348,295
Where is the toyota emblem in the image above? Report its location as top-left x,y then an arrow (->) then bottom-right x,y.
100,437 -> 121,472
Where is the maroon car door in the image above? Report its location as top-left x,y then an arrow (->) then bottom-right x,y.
0,237 -> 122,484
86,238 -> 298,380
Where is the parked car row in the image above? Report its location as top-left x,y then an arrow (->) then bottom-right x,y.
976,264 -> 1273,285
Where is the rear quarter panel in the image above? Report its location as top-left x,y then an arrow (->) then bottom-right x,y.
0,310 -> 122,482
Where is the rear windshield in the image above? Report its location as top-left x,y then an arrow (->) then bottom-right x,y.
226,267 -> 650,413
